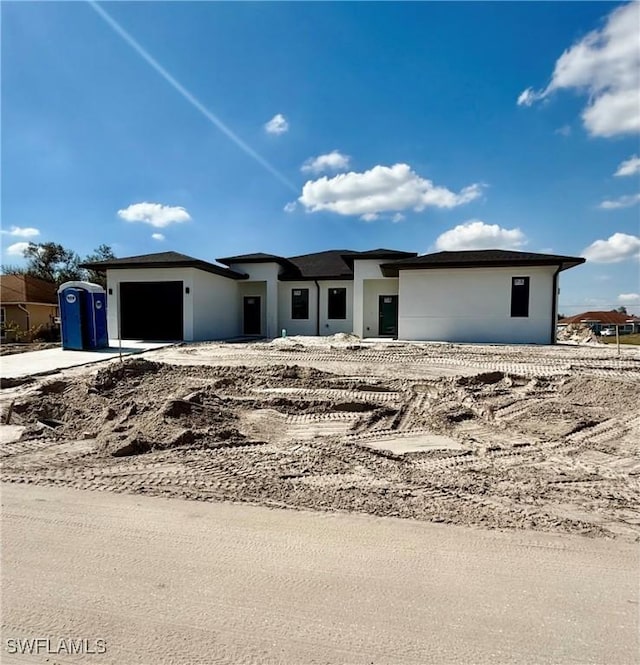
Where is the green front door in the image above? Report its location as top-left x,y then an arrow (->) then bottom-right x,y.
378,295 -> 398,337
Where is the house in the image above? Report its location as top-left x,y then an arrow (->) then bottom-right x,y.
81,248 -> 586,345
559,311 -> 640,335
0,274 -> 59,341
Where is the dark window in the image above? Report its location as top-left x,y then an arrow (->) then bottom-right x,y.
291,288 -> 309,320
328,288 -> 347,319
510,276 -> 530,317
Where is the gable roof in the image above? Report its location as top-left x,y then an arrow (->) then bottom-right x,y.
0,274 -> 58,304
381,249 -> 586,276
559,311 -> 640,325
80,251 -> 248,280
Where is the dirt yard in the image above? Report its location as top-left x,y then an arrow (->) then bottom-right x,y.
1,336 -> 639,540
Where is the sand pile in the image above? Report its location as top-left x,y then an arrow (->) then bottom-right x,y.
3,348 -> 639,540
557,323 -> 601,345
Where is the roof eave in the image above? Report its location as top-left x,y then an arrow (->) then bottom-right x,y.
380,258 -> 586,277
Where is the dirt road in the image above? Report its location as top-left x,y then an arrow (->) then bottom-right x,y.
2,483 -> 638,664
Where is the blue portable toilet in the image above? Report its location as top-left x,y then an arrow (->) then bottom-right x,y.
58,281 -> 108,350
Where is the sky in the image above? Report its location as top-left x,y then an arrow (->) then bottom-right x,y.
2,1 -> 639,315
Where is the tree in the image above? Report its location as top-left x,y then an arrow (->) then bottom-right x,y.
615,306 -> 628,314
21,242 -> 82,284
83,244 -> 116,288
1,242 -> 116,288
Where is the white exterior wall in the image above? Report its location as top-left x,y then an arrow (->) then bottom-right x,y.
106,267 -> 195,341
363,279 -> 399,336
353,260 -> 399,337
318,280 -> 353,335
192,270 -> 240,340
398,266 -> 556,344
228,262 -> 280,338
237,281 -> 267,335
278,281 -> 318,336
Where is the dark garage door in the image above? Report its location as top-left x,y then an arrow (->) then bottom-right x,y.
120,281 -> 183,341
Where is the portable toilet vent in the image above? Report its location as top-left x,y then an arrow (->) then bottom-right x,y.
58,281 -> 108,350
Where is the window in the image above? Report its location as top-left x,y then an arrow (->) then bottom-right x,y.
291,288 -> 309,320
327,288 -> 346,319
0,307 -> 5,338
510,276 -> 530,317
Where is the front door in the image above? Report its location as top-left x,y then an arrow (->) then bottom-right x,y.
378,295 -> 398,337
243,296 -> 261,335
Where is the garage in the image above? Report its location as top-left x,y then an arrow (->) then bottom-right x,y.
120,281 -> 183,341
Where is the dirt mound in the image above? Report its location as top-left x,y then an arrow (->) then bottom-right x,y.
557,323 -> 601,345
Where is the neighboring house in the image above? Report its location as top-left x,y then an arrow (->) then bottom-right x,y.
81,248 -> 585,345
559,311 -> 640,334
0,274 -> 59,341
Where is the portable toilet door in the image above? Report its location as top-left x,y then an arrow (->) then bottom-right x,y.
58,281 -> 108,350
58,287 -> 88,350
88,290 -> 108,349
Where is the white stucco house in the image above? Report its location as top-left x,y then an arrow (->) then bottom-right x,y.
81,248 -> 585,345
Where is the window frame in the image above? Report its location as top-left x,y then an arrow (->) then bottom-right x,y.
327,287 -> 347,320
510,276 -> 530,318
291,288 -> 309,320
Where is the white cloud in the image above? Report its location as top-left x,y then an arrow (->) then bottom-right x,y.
361,213 -> 379,222
117,202 -> 191,228
283,201 -> 297,213
301,151 -> 350,174
151,233 -> 165,241
618,293 -> 640,304
392,213 -> 405,223
264,113 -> 289,135
1,226 -> 40,238
434,220 -> 527,251
518,2 -> 640,137
582,232 -> 640,263
555,125 -> 572,137
598,193 -> 640,210
614,155 -> 640,177
5,242 -> 30,257
517,88 -> 539,107
299,163 -> 483,218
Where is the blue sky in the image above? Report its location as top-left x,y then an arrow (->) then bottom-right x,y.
2,1 -> 639,314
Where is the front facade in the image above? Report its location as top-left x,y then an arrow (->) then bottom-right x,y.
0,274 -> 59,341
82,248 -> 585,345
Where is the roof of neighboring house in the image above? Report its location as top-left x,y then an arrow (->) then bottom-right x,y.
80,251 -> 248,280
0,274 -> 58,304
218,248 -> 418,280
380,249 -> 586,276
559,311 -> 640,325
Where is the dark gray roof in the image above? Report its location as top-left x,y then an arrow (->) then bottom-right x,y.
281,250 -> 357,280
219,248 -> 417,280
80,251 -> 248,280
381,249 -> 586,277
217,252 -> 289,266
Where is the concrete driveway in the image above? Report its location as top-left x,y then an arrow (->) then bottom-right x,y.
0,340 -> 173,380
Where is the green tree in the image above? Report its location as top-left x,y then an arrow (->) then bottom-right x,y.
1,242 -> 116,288
21,242 -> 82,284
615,306 -> 628,314
82,244 -> 116,288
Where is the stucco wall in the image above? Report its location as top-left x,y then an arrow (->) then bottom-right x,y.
237,282 -> 267,336
192,270 -> 240,340
106,267 -> 195,341
229,262 -> 280,337
318,280 -> 353,335
363,279 -> 399,337
278,282 -> 318,336
352,260 -> 397,337
397,266 -> 556,344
